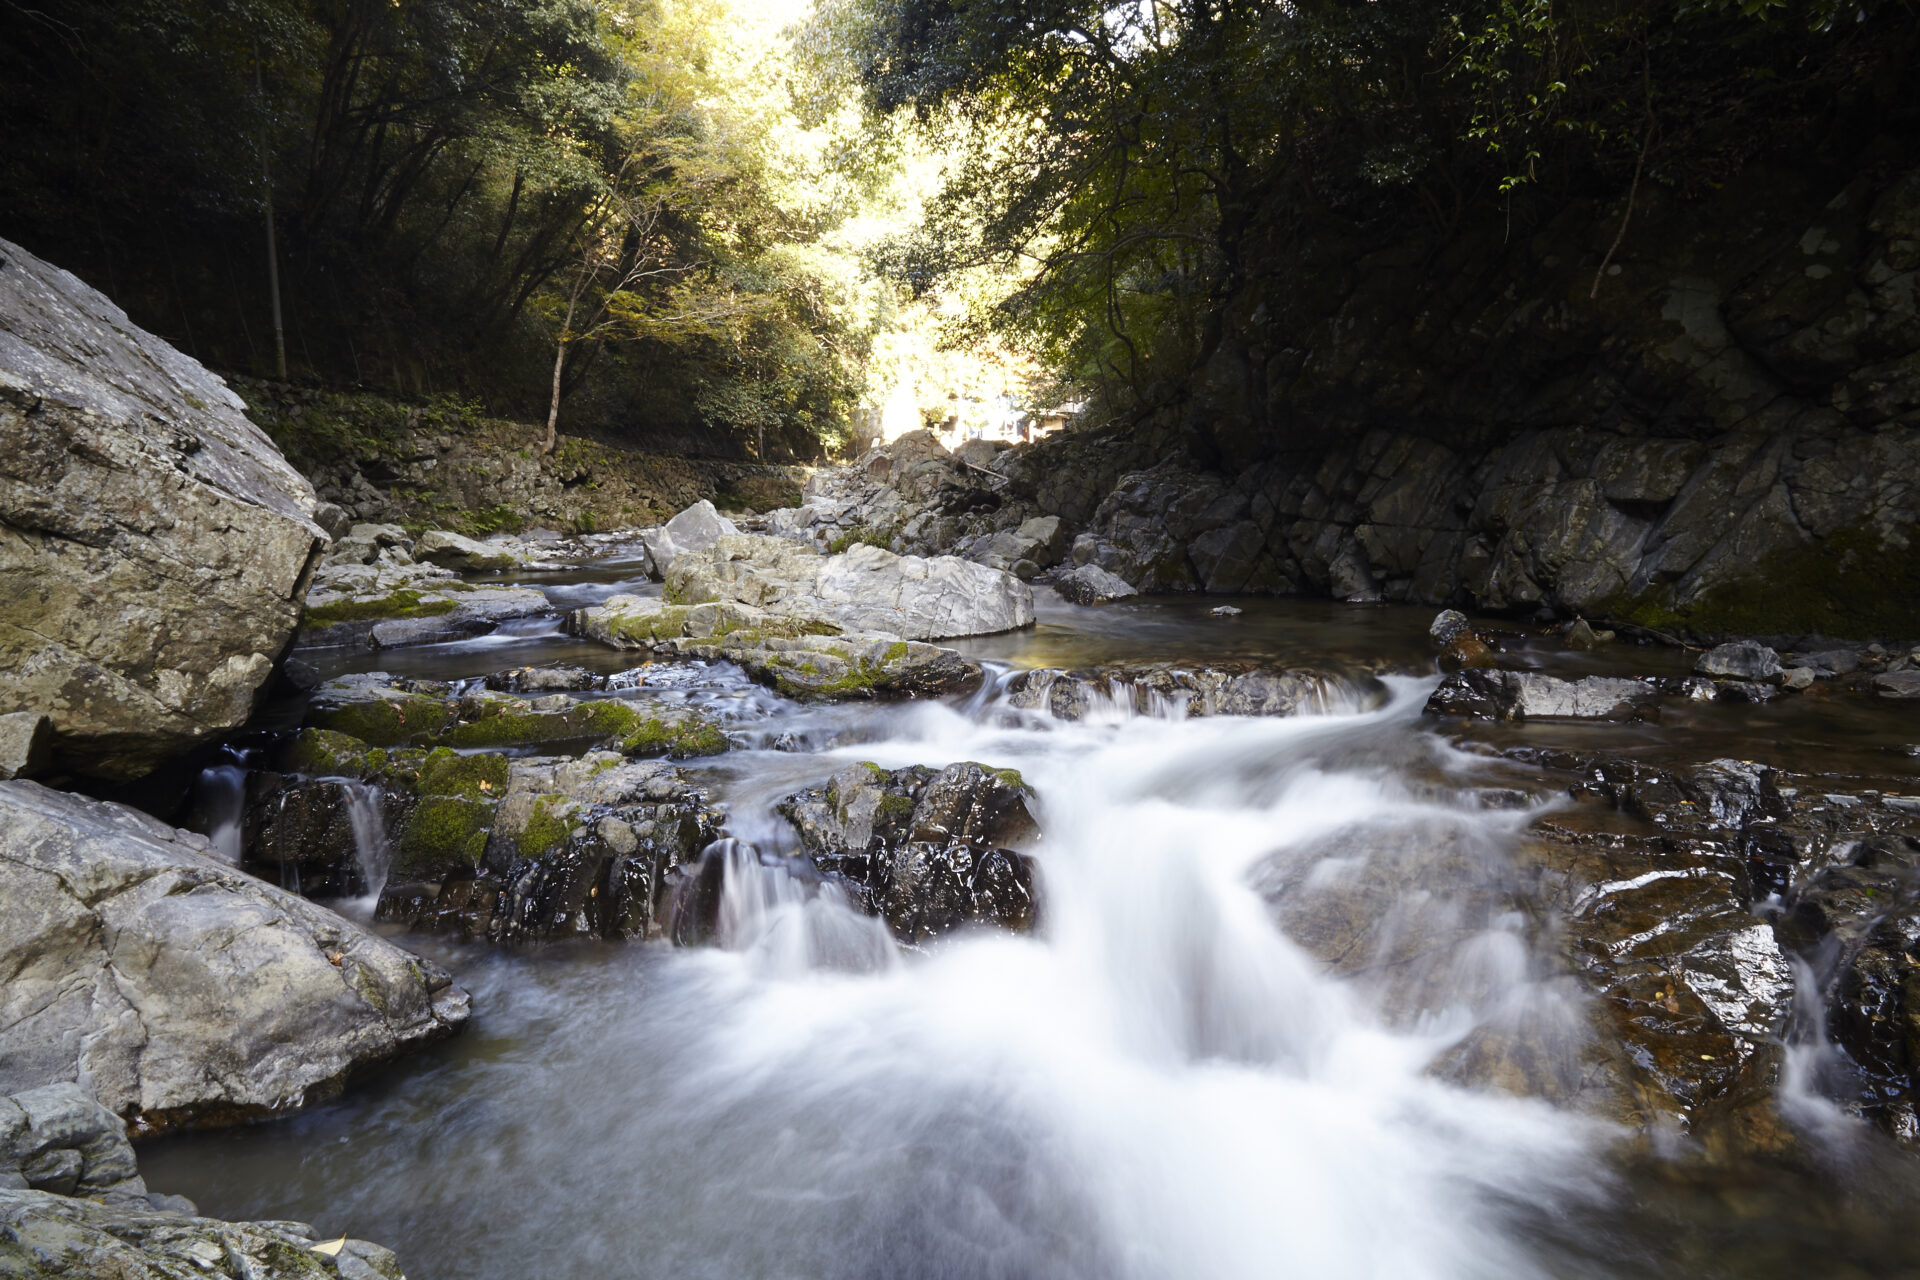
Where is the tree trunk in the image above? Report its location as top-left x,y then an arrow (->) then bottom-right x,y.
544,339 -> 566,454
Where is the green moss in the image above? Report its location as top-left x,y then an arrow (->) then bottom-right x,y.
827,523 -> 897,555
884,640 -> 910,664
993,768 -> 1026,790
877,792 -> 915,818
285,728 -> 375,776
395,795 -> 494,875
604,604 -> 693,645
517,797 -> 574,856
1604,522 -> 1920,641
417,748 -> 511,799
312,695 -> 457,748
303,590 -> 458,628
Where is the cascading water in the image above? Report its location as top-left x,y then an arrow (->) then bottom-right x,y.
192,746 -> 254,865
333,779 -> 392,906
148,674 -> 1627,1280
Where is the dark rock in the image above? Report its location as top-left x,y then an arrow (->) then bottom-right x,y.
1696,641 -> 1784,681
1429,609 -> 1496,670
1053,564 -> 1139,605
778,762 -> 1040,943
1875,671 -> 1920,698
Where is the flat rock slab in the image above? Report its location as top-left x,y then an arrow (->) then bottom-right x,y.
0,781 -> 468,1135
0,236 -> 326,780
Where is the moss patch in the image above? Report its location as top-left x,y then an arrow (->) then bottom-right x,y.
312,695 -> 457,747
395,795 -> 494,875
418,748 -> 511,799
303,590 -> 458,628
517,797 -> 574,857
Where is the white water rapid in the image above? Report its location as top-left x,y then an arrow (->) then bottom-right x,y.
155,676 -> 1628,1280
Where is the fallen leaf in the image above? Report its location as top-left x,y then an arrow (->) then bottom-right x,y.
310,1238 -> 347,1257
326,951 -> 345,967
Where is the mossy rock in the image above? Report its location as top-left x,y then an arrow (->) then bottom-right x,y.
418,748 -> 510,799
516,796 -> 576,857
310,694 -> 458,748
395,794 -> 495,876
303,589 -> 460,629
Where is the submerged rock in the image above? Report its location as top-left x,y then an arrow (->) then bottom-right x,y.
1425,669 -> 1660,720
778,762 -> 1040,943
0,236 -> 327,781
0,781 -> 468,1134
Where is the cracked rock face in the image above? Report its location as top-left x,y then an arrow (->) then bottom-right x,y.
0,781 -> 468,1135
0,237 -> 326,780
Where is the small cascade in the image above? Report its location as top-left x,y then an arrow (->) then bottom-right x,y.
192,745 -> 256,866
1779,951 -> 1866,1143
671,839 -> 896,976
334,779 -> 392,905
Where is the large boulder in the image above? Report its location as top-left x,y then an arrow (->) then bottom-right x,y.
667,532 -> 1033,639
778,762 -> 1040,943
641,499 -> 739,575
0,780 -> 469,1134
0,237 -> 327,780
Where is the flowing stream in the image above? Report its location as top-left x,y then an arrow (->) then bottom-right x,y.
148,565 -> 1920,1279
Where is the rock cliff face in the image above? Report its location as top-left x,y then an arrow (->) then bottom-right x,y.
0,238 -> 326,779
982,163 -> 1920,639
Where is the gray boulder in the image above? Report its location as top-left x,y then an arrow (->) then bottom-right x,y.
0,780 -> 468,1134
1695,640 -> 1783,681
414,528 -> 518,572
1054,563 -> 1140,605
1875,671 -> 1920,698
0,236 -> 326,780
641,499 -> 739,575
1426,669 -> 1660,720
1,1083 -> 142,1202
667,533 -> 1033,639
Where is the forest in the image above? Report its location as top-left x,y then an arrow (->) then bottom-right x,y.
3,0 -> 1906,460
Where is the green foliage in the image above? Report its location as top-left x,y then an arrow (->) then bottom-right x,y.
822,0 -> 1902,412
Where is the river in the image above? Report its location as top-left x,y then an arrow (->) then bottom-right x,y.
142,549 -> 1920,1280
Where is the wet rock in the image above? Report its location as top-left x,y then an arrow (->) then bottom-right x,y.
414,529 -> 518,572
667,532 -> 1033,640
1785,648 -> 1862,676
0,711 -> 52,780
1696,641 -> 1783,681
1005,663 -> 1368,720
1053,564 -> 1139,605
0,1188 -> 409,1279
1428,609 -> 1496,670
484,664 -> 604,693
1564,618 -> 1615,649
306,671 -> 728,758
1875,671 -> 1920,698
641,499 -> 739,575
1425,669 -> 1659,720
778,762 -> 1039,943
0,236 -> 327,781
573,594 -> 984,701
0,780 -> 467,1134
1780,667 -> 1818,691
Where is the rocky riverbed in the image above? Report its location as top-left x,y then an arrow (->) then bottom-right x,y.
7,234 -> 1920,1279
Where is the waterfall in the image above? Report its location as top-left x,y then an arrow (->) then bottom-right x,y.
192,745 -> 257,865
334,780 -> 392,905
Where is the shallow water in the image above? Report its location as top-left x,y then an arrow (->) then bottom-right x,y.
148,566 -> 1920,1279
